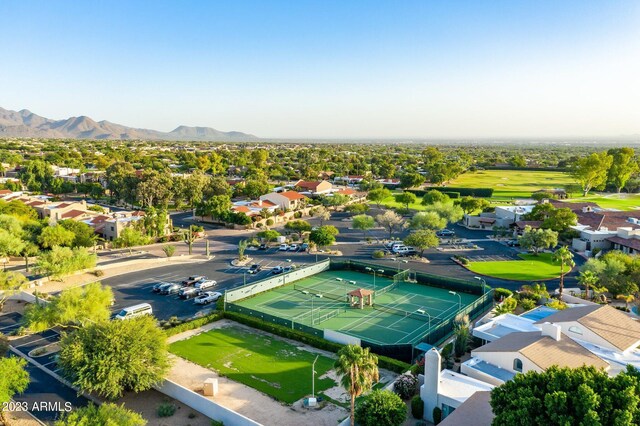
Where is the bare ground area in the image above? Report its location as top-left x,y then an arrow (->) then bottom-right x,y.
115,389 -> 212,426
1,299 -> 29,315
1,410 -> 42,426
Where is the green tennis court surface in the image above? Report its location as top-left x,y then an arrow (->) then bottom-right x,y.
232,270 -> 478,346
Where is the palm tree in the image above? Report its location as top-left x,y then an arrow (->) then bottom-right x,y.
553,246 -> 575,297
617,294 -> 635,311
334,345 -> 379,426
238,239 -> 249,261
578,270 -> 599,300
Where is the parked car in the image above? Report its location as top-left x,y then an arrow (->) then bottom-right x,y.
258,243 -> 268,250
194,291 -> 222,305
289,244 -> 299,251
391,244 -> 407,253
279,244 -> 289,251
395,246 -> 417,256
179,287 -> 199,299
300,243 -> 309,251
248,264 -> 262,274
182,275 -> 206,286
160,283 -> 182,295
272,266 -> 284,275
194,280 -> 217,292
283,265 -> 295,273
507,240 -> 521,247
152,282 -> 169,292
114,303 -> 152,320
436,229 -> 455,237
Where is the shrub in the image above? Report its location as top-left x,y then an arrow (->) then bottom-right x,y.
394,374 -> 418,399
411,395 -> 424,419
157,402 -> 176,417
372,250 -> 386,259
93,269 -> 104,277
433,406 -> 442,425
355,390 -> 406,426
266,218 -> 274,226
518,298 -> 536,311
211,421 -> 224,426
294,211 -> 302,218
493,287 -> 513,301
163,312 -> 224,337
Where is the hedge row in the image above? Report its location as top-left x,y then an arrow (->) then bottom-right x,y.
407,187 -> 494,197
223,310 -> 411,373
163,311 -> 224,337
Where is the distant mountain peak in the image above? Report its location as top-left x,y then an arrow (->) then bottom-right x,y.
0,106 -> 258,141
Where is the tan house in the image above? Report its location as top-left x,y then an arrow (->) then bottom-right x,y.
259,191 -> 306,210
294,180 -> 333,194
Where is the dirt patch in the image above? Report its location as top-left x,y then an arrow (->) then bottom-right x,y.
1,299 -> 29,315
116,388 -> 212,426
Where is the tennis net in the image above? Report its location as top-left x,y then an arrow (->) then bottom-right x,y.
392,268 -> 411,284
373,303 -> 430,323
294,283 -> 346,302
375,281 -> 398,296
312,307 -> 346,326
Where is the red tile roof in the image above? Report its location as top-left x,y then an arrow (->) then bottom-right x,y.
337,188 -> 356,196
233,206 -> 251,213
295,180 -> 323,191
607,236 -> 640,251
280,191 -> 306,201
61,209 -> 87,219
0,189 -> 12,195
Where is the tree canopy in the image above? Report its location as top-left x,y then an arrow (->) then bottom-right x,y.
55,403 -> 146,426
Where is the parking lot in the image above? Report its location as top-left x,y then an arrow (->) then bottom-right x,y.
0,311 -> 22,334
104,247 -> 319,321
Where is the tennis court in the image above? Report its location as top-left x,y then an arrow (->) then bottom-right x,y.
232,269 -> 478,346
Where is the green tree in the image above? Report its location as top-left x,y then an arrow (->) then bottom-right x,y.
23,282 -> 113,332
352,214 -> 375,239
284,220 -> 312,235
238,239 -> 249,261
453,314 -> 471,357
310,206 -> 331,225
36,246 -> 97,281
410,211 -> 447,230
0,356 -> 30,423
38,225 -> 76,248
577,270 -> 600,300
257,229 -> 281,242
517,227 -> 558,255
552,246 -> 575,296
114,227 -> 150,253
58,316 -> 171,400
20,242 -> 39,272
0,271 -> 28,310
421,190 -> 450,205
355,390 -> 407,426
367,188 -> 392,208
394,192 -> 417,211
310,226 -> 339,248
424,202 -> 464,224
162,245 -> 176,258
18,159 -> 53,192
376,211 -> 406,239
399,172 -> 425,189
243,178 -> 271,199
541,207 -> 577,233
345,203 -> 370,215
571,151 -> 613,196
106,162 -> 136,202
59,220 -> 97,248
55,403 -> 146,426
0,229 -> 26,268
334,345 -> 380,426
458,196 -> 490,214
403,230 -> 439,256
490,365 -> 640,425
607,147 -> 638,193
195,195 -> 232,220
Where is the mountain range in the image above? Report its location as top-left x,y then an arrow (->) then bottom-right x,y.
0,107 -> 258,141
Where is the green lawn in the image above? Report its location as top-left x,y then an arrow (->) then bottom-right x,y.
169,326 -> 336,403
372,195 -> 428,211
565,194 -> 640,211
467,253 -> 566,281
446,169 -> 574,201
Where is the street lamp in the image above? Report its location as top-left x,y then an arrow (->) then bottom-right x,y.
475,276 -> 487,297
312,355 -> 319,399
449,291 -> 461,311
365,267 -> 385,292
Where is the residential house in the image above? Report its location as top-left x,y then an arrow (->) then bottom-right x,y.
231,199 -> 279,217
438,391 -> 494,426
420,348 -> 494,423
259,191 -> 306,210
463,205 -> 535,230
293,180 -> 333,195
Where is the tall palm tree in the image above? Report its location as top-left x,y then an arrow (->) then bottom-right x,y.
578,270 -> 599,300
334,345 -> 379,426
553,246 -> 575,297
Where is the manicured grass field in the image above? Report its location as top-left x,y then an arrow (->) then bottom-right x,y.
169,326 -> 336,403
446,170 -> 574,200
565,194 -> 640,211
467,253 -> 565,281
373,195 -> 428,211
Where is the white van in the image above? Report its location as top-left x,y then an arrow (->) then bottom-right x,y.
114,303 -> 152,320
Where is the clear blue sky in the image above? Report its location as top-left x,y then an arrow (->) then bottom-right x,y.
1,1 -> 639,139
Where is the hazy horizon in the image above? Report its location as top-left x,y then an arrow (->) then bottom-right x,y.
1,1 -> 639,139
